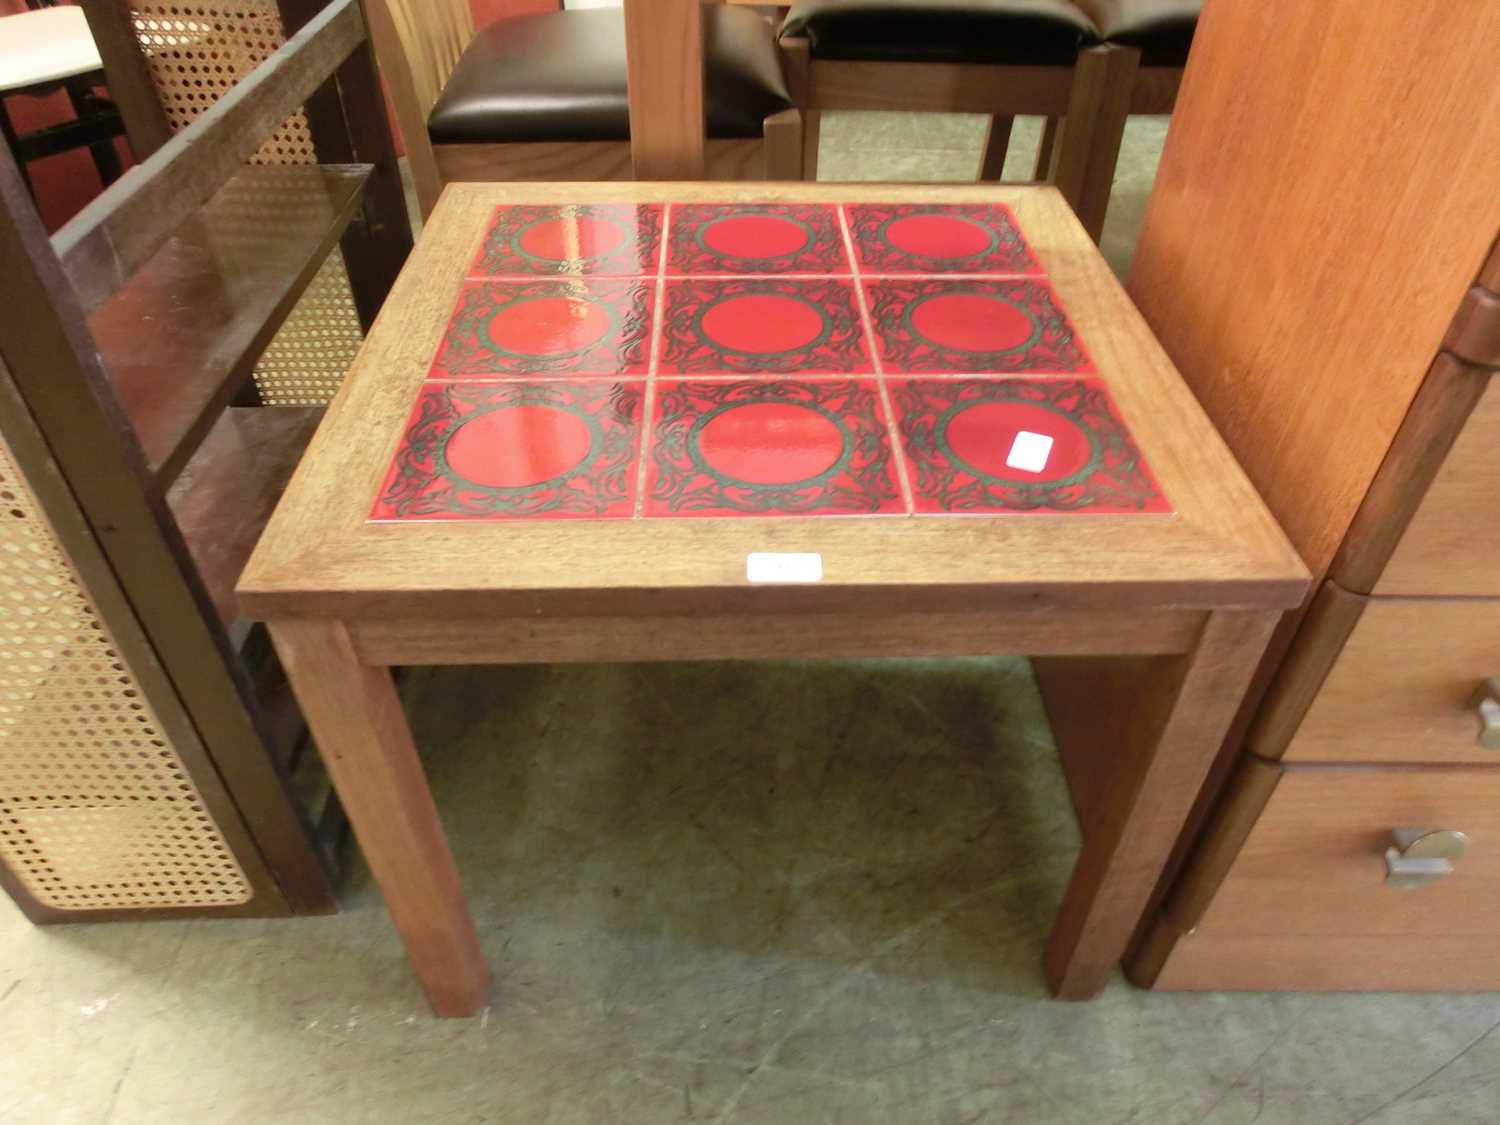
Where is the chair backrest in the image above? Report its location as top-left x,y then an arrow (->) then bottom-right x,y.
365,0 -> 474,217
371,0 -> 473,116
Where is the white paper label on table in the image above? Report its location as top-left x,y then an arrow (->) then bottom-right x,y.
746,552 -> 823,584
1005,431 -> 1054,474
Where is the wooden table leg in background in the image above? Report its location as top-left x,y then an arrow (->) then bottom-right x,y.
1042,610 -> 1279,998
268,618 -> 490,1017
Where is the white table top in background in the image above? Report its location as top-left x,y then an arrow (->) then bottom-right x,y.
0,7 -> 103,93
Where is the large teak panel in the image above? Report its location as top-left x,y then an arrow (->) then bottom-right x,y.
1126,0 -> 1500,583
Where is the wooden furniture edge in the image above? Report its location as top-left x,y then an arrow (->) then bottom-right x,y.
1243,580 -> 1367,760
1042,609 -> 1281,997
349,606 -> 1211,667
1331,354 -> 1494,593
1123,750 -> 1282,986
54,0 -> 365,315
623,0 -> 706,179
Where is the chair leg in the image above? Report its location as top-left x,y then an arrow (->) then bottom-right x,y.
1035,115 -> 1061,178
762,108 -> 803,180
979,114 -> 1014,180
1051,45 -> 1140,242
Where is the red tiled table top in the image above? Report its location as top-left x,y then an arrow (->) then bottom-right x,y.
370,202 -> 1171,523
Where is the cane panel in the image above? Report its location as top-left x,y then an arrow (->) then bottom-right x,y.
0,431 -> 251,910
129,0 -> 364,405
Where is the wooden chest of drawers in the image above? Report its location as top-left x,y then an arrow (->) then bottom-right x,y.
1112,0 -> 1500,992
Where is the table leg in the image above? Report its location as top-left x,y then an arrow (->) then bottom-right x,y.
1042,610 -> 1279,999
269,618 -> 489,1017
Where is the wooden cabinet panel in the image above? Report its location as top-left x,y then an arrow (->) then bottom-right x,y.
1282,598 -> 1500,766
1191,769 -> 1500,942
1376,378 -> 1500,596
1126,2 -> 1500,586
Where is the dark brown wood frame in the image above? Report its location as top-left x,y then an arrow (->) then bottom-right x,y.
0,0 -> 411,922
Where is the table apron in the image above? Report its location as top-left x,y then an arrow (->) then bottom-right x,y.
347,607 -> 1210,666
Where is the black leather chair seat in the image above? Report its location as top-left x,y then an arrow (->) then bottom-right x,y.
428,8 -> 794,145
779,0 -> 1096,66
1074,0 -> 1200,66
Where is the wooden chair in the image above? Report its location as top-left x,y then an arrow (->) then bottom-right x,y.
779,0 -> 1195,240
367,0 -> 803,220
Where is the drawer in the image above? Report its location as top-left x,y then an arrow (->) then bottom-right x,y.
1376,376 -> 1499,596
1281,596 -> 1500,766
1155,767 -> 1500,990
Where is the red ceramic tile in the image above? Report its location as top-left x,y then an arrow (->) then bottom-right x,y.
644,380 -> 903,517
847,203 -> 1039,275
668,203 -> 850,275
657,279 -> 873,376
371,380 -> 643,521
470,204 -> 663,277
430,279 -> 654,379
865,278 -> 1093,374
891,378 -> 1170,515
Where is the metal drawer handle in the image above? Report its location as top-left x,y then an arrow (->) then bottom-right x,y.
1385,828 -> 1471,889
1473,679 -> 1500,750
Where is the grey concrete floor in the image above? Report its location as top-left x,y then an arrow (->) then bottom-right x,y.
6,117 -> 1500,1125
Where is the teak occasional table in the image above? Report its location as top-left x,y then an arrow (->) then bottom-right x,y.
238,183 -> 1308,1016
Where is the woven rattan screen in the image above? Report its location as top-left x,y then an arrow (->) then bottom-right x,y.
130,1 -> 363,405
0,431 -> 252,910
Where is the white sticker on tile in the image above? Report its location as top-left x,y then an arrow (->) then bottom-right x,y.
1005,430 -> 1054,474
747,552 -> 823,584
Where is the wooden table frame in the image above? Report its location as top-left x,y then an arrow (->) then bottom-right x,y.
239,182 -> 1307,1016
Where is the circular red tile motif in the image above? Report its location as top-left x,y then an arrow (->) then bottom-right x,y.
694,401 -> 847,485
443,404 -> 596,488
515,215 -> 628,264
486,295 -> 614,358
907,292 -> 1039,354
882,213 -> 996,261
942,401 -> 1094,484
698,293 -> 829,355
698,214 -> 814,263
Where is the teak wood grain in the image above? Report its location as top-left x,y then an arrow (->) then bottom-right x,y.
1243,580 -> 1368,762
1276,597 -> 1500,768
1149,766 -> 1500,993
268,618 -> 488,1016
623,0 -> 706,180
1126,0 -> 1500,589
351,608 -> 1208,668
1043,611 -> 1279,997
1367,374 -> 1500,597
237,183 -> 1305,622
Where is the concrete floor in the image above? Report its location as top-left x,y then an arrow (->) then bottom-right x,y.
6,118 -> 1500,1125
